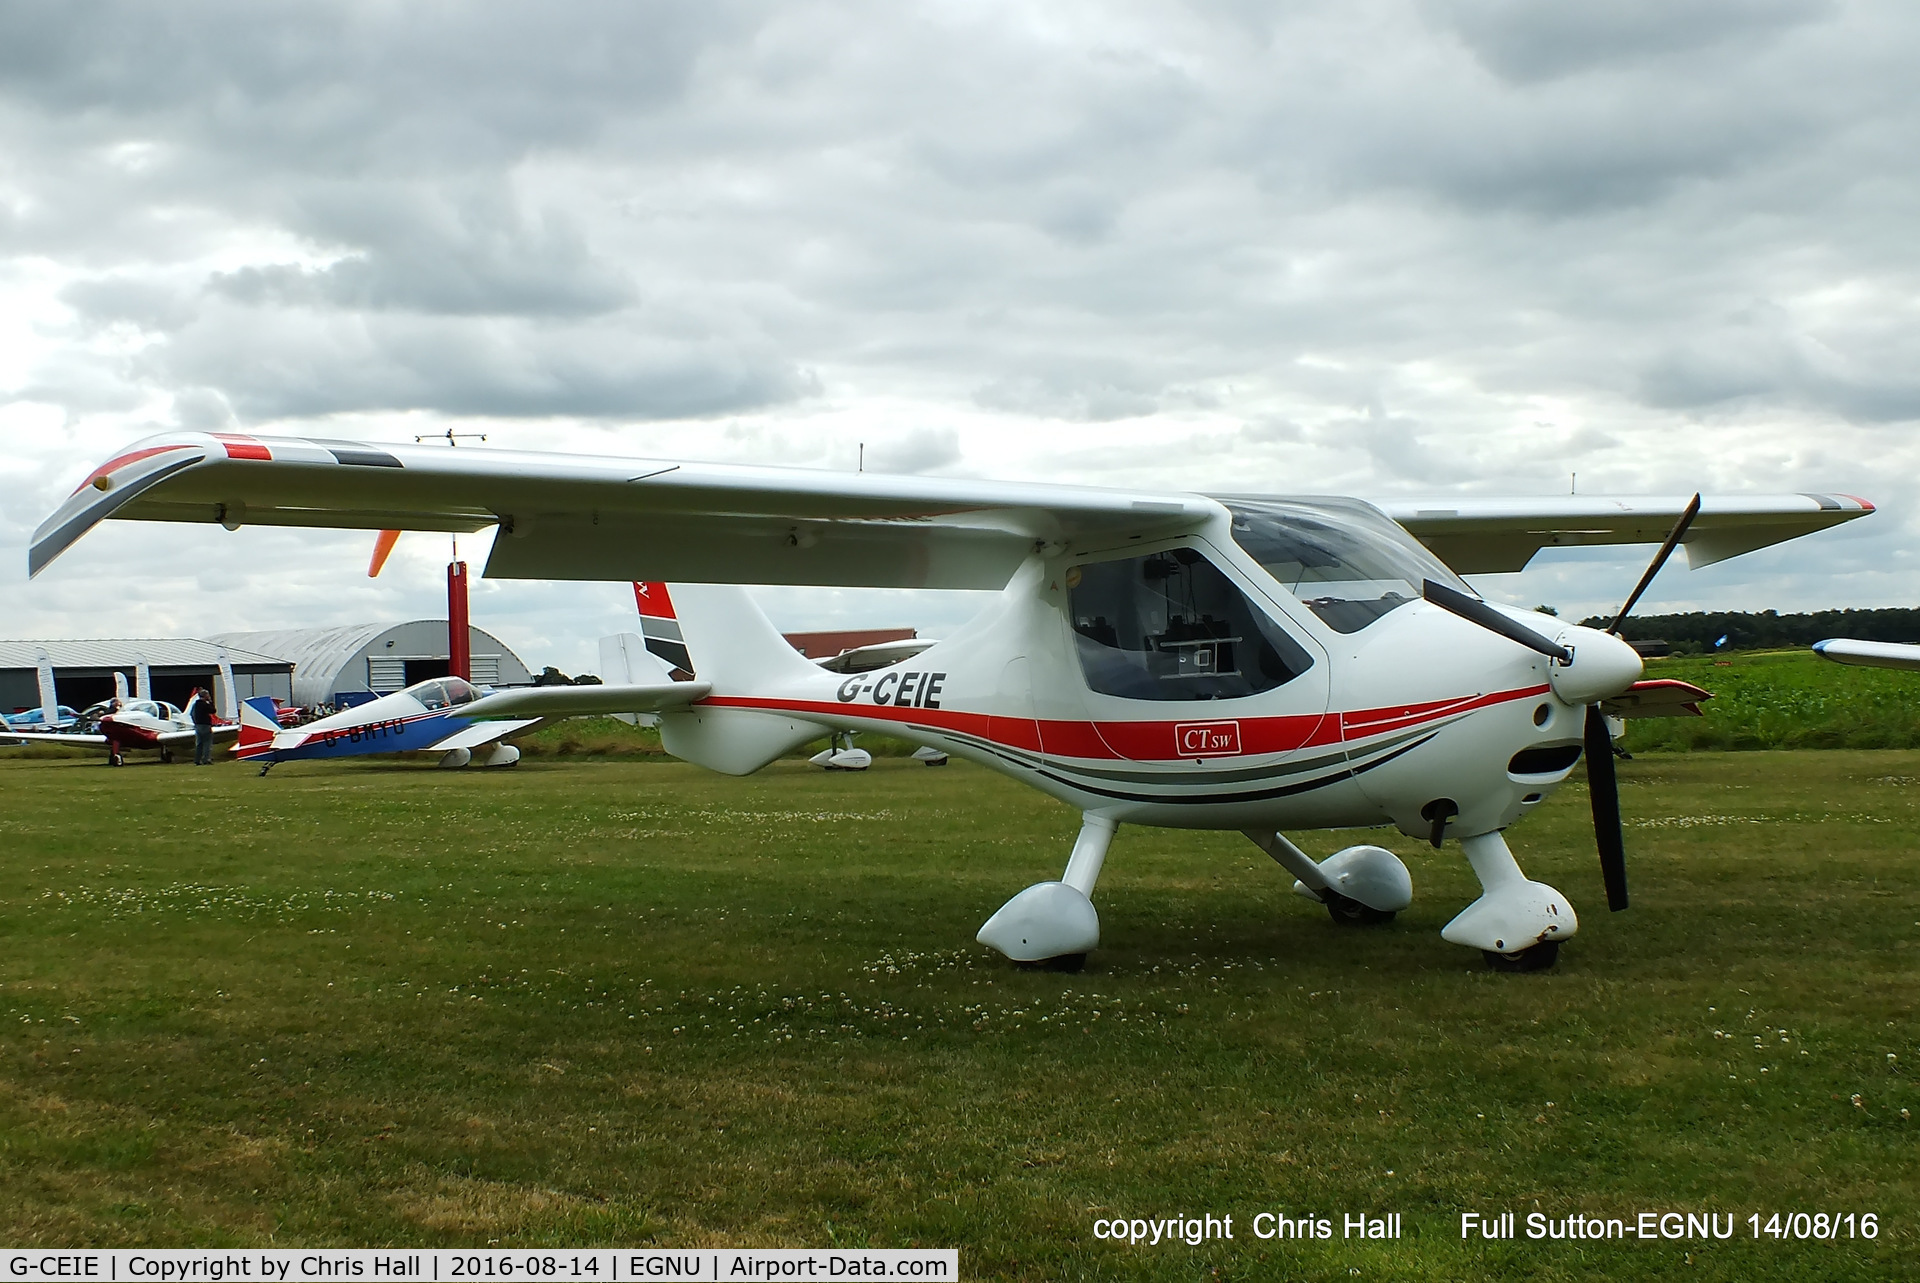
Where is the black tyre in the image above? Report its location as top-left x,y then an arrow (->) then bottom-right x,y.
1482,940 -> 1560,973
1017,953 -> 1088,973
1325,894 -> 1396,926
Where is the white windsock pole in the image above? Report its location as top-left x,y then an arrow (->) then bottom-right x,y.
217,648 -> 237,720
34,647 -> 58,726
135,652 -> 152,700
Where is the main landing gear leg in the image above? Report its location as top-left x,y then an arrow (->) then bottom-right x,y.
1245,831 -> 1411,925
1440,830 -> 1577,972
976,813 -> 1114,970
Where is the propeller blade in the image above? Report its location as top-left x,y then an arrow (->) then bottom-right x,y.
1585,703 -> 1629,911
368,528 -> 401,578
1423,579 -> 1573,664
1607,493 -> 1702,634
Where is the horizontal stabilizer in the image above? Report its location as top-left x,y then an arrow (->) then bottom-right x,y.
459,681 -> 711,720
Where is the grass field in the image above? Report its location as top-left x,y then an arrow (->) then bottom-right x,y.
1626,649 -> 1920,752
0,749 -> 1915,1279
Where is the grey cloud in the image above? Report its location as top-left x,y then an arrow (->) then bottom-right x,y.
862,427 -> 961,475
211,185 -> 633,318
1639,311 -> 1920,423
1426,0 -> 1832,84
59,276 -> 200,331
151,302 -> 812,420
0,2 -> 750,170
973,374 -> 1160,422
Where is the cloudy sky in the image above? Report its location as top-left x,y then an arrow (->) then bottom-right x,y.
3,0 -> 1916,675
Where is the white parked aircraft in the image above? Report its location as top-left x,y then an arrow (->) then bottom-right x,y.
1812,638 -> 1920,671
33,431 -> 1873,970
1,692 -> 234,766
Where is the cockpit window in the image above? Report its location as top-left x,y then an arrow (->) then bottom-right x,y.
410,677 -> 480,710
1068,547 -> 1315,701
1224,498 -> 1472,634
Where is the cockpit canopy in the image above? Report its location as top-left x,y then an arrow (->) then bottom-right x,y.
1223,497 -> 1473,634
407,676 -> 480,710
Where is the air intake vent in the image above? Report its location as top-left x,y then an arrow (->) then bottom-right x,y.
1508,744 -> 1583,777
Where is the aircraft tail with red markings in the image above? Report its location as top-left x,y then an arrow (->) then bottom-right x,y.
632,581 -> 694,676
236,696 -> 281,759
646,582 -> 835,775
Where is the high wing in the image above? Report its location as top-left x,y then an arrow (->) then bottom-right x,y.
33,430 -> 1873,586
1378,494 -> 1873,573
1812,639 -> 1920,672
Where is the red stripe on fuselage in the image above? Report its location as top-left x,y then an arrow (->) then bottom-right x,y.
698,683 -> 1549,763
1341,685 -> 1551,738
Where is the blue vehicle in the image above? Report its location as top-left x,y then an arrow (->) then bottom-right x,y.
3,704 -> 80,731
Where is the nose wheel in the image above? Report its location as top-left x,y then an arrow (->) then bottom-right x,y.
1482,940 -> 1560,973
1325,893 -> 1397,926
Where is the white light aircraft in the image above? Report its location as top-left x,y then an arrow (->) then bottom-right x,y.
233,669 -> 705,774
1,690 -> 233,766
33,431 -> 1873,970
1812,638 -> 1920,671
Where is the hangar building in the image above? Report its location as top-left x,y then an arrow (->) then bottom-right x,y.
0,639 -> 293,715
207,622 -> 531,708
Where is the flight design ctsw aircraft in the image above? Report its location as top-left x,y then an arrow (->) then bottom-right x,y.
33,431 -> 1874,971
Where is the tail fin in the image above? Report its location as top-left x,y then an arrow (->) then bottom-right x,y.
633,582 -> 694,676
652,583 -> 832,775
664,583 -> 824,693
237,696 -> 280,759
596,632 -> 676,725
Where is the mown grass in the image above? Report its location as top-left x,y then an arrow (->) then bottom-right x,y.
1626,649 -> 1920,753
0,752 -> 1914,1279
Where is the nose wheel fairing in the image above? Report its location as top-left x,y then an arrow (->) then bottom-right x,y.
1441,830 -> 1578,957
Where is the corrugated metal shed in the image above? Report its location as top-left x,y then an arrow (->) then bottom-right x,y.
207,622 -> 530,706
203,625 -> 392,705
0,637 -> 296,715
0,639 -> 288,669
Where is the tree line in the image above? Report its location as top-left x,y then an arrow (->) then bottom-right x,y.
1573,608 -> 1920,652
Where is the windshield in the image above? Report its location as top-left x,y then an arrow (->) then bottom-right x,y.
1223,497 -> 1472,634
409,676 -> 481,710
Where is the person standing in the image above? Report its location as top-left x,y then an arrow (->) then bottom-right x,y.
191,686 -> 215,765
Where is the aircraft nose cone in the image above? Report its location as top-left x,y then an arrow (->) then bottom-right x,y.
1548,626 -> 1644,705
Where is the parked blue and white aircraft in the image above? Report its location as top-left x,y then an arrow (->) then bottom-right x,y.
3,704 -> 81,731
235,669 -> 707,774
